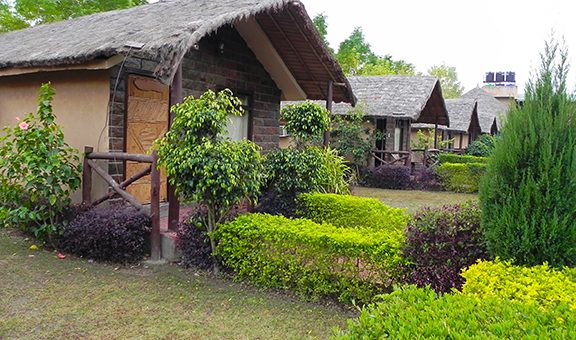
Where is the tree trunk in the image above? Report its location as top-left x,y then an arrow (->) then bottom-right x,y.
207,205 -> 220,275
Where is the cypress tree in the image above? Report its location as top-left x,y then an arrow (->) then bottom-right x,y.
479,40 -> 576,267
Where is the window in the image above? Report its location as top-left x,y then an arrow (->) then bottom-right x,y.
279,124 -> 289,137
224,93 -> 251,141
394,120 -> 405,151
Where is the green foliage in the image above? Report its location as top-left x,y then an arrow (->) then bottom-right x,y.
438,153 -> 488,164
466,134 -> 497,157
461,260 -> 576,311
280,101 -> 329,146
412,129 -> 453,150
479,39 -> 576,267
334,286 -> 576,339
312,13 -> 333,55
156,89 -> 265,270
0,83 -> 81,241
0,0 -> 147,32
330,105 -> 378,166
436,162 -> 486,193
427,63 -> 464,99
335,27 -> 414,76
216,213 -> 405,303
297,193 -> 408,239
264,147 -> 350,196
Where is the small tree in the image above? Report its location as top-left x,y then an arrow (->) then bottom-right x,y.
479,39 -> 576,267
156,89 -> 264,272
466,134 -> 496,157
281,100 -> 329,147
0,83 -> 82,242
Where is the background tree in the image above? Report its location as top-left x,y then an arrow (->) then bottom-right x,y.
479,39 -> 576,267
156,89 -> 265,273
312,13 -> 334,55
427,64 -> 464,99
0,0 -> 147,32
361,56 -> 416,76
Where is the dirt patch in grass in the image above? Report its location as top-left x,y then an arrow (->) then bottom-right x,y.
0,229 -> 353,339
352,187 -> 477,214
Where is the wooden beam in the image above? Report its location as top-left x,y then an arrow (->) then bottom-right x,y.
168,63 -> 182,232
87,159 -> 144,211
150,151 -> 161,261
91,165 -> 152,207
82,146 -> 93,206
323,80 -> 333,147
87,151 -> 154,163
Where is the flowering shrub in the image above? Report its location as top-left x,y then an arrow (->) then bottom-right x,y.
461,260 -> 576,311
60,206 -> 151,263
0,83 -> 81,242
401,203 -> 487,292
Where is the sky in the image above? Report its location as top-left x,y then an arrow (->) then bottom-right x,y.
299,0 -> 576,94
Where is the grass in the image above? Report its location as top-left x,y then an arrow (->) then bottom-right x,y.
0,229 -> 353,339
352,187 -> 477,214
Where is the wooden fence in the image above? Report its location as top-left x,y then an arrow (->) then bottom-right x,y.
81,146 -> 161,261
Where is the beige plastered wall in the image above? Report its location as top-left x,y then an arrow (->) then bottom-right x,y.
0,69 -> 111,202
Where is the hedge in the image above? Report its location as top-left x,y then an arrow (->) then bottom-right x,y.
334,286 -> 575,339
216,214 -> 404,303
435,162 -> 486,193
461,260 -> 576,311
297,193 -> 408,238
438,153 -> 487,164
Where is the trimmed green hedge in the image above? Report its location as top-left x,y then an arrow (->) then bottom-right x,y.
216,213 -> 404,303
334,286 -> 576,339
438,153 -> 487,164
462,260 -> 576,311
297,193 -> 409,236
435,162 -> 486,193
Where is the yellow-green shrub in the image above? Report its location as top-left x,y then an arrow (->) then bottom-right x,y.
438,153 -> 487,164
334,286 -> 575,339
435,162 -> 486,193
461,260 -> 576,311
297,193 -> 408,239
216,213 -> 404,303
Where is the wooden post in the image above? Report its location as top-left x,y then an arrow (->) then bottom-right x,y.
82,146 -> 93,206
150,151 -> 161,261
323,80 -> 333,147
406,122 -> 412,167
434,115 -> 439,149
167,64 -> 182,232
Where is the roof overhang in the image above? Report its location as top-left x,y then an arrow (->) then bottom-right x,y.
414,81 -> 449,125
0,55 -> 123,77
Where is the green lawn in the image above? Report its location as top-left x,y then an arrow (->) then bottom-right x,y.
0,229 -> 352,339
353,187 -> 477,214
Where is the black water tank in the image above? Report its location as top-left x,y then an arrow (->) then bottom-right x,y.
495,72 -> 505,82
485,72 -> 495,83
505,71 -> 516,83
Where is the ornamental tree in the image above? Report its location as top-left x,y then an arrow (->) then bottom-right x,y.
0,83 -> 82,242
156,89 -> 264,272
281,100 -> 329,148
479,39 -> 576,267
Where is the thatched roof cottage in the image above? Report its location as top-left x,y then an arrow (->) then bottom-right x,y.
0,0 -> 354,206
444,98 -> 481,151
461,87 -> 509,134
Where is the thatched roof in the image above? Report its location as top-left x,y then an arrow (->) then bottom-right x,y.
444,98 -> 479,133
461,87 -> 509,133
331,76 -> 449,125
0,0 -> 354,103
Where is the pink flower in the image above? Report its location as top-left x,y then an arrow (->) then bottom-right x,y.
15,116 -> 20,121
19,122 -> 29,130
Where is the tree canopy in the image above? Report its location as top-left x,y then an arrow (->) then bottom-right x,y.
0,0 -> 147,32
427,64 -> 464,99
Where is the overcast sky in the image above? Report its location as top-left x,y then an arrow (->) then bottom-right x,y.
299,0 -> 575,94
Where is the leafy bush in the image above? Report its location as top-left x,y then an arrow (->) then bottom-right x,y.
461,260 -> 576,311
438,153 -> 487,164
297,193 -> 408,238
217,214 -> 405,303
466,134 -> 496,157
281,101 -> 329,144
0,83 -> 81,241
411,166 -> 442,191
264,147 -> 350,196
60,206 -> 151,263
367,165 -> 411,190
402,203 -> 487,292
479,40 -> 576,267
156,89 -> 265,272
330,105 -> 378,166
334,286 -> 576,339
435,162 -> 486,193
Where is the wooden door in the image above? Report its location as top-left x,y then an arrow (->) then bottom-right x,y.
126,75 -> 169,203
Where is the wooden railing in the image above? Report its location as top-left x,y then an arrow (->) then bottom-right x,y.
81,146 -> 161,261
411,148 -> 441,168
370,150 -> 411,166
